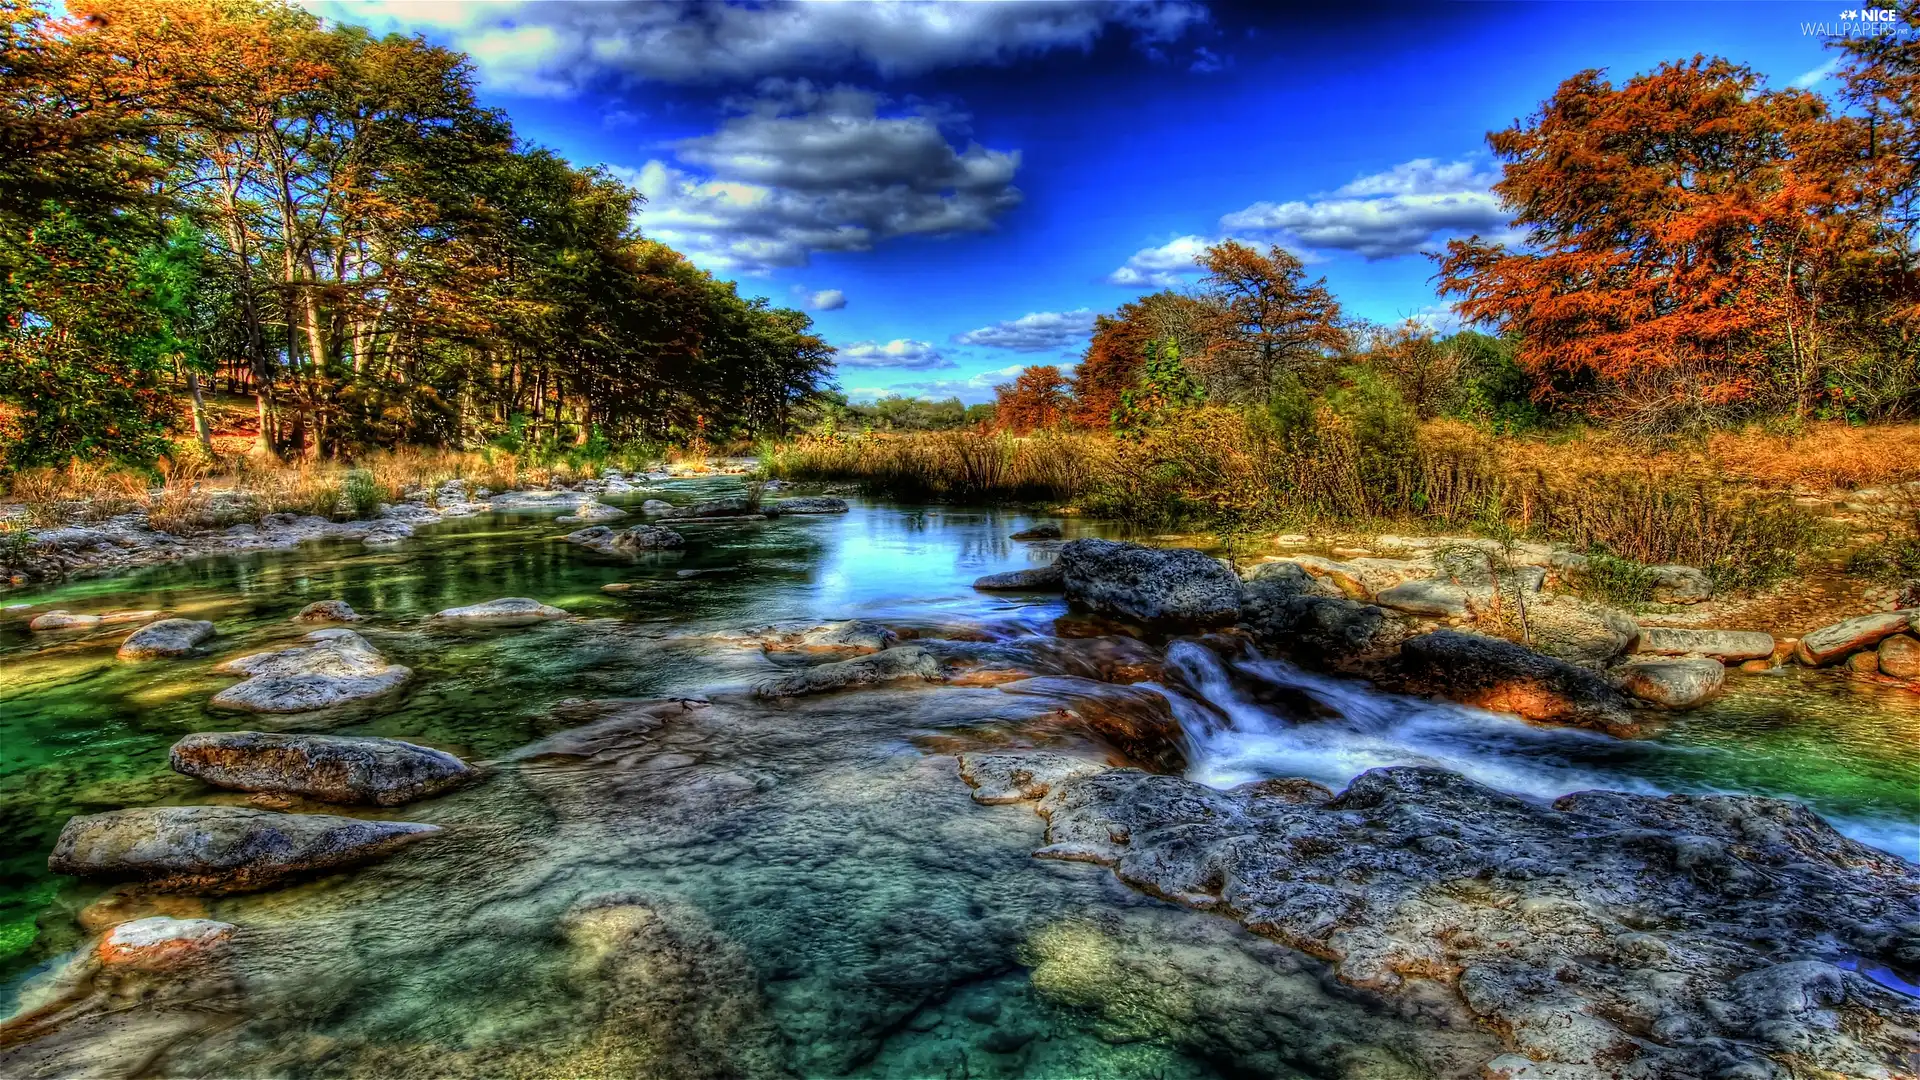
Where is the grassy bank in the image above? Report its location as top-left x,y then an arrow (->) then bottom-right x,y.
765,415 -> 1920,594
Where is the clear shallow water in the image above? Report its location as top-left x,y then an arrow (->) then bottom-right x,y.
1,481 -> 1916,1077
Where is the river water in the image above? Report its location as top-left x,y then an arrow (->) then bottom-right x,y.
2,479 -> 1916,1077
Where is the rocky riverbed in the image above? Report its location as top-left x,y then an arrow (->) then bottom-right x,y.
1,485 -> 1915,1078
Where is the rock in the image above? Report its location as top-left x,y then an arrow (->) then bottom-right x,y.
29,609 -> 162,631
1519,596 -> 1640,667
1878,634 -> 1920,679
377,502 -> 440,523
1898,579 -> 1920,610
1738,659 -> 1772,674
292,600 -> 362,623
602,583 -> 633,593
1795,610 -> 1918,666
1243,594 -> 1396,668
95,916 -> 237,970
554,500 -> 628,525
1239,560 -> 1342,597
957,752 -> 1107,804
981,761 -> 1920,1080
1058,539 -> 1240,625
765,496 -> 848,515
488,490 -> 588,509
1395,630 -> 1639,736
116,619 -> 215,660
1374,578 -> 1469,617
1617,657 -> 1726,709
972,564 -> 1065,591
566,524 -> 685,556
1010,523 -> 1063,540
1280,555 -> 1428,600
431,597 -> 568,626
210,629 -> 412,713
47,805 -> 441,892
360,522 -> 412,547
1649,563 -> 1713,604
169,731 -> 478,806
640,499 -> 675,514
656,496 -> 753,520
1847,650 -> 1883,674
752,646 -> 945,698
1634,626 -> 1774,662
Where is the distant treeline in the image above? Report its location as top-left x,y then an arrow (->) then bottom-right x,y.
0,0 -> 834,470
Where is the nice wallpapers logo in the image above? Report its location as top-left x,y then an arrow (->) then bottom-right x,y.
1803,6 -> 1915,36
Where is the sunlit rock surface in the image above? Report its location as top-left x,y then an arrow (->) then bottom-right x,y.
169,732 -> 477,806
209,629 -> 412,713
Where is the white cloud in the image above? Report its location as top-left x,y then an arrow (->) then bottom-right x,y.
1103,233 -> 1311,288
611,83 -> 1022,273
1219,158 -> 1510,259
858,363 -> 1031,404
953,309 -> 1096,352
1791,57 -> 1841,89
836,339 -> 951,370
808,289 -> 847,311
306,1 -> 1207,94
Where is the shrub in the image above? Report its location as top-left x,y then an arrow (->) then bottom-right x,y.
342,469 -> 382,519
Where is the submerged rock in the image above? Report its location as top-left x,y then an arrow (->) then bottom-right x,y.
753,646 -> 945,698
94,916 -> 237,971
1617,656 -> 1726,709
1796,610 -> 1918,666
292,600 -> 362,624
978,758 -> 1920,1080
29,609 -> 162,631
657,496 -> 754,520
766,496 -> 848,515
169,731 -> 478,806
958,752 -> 1106,804
554,500 -> 628,525
431,597 -> 568,626
972,564 -> 1065,591
210,629 -> 412,713
1059,539 -> 1240,625
48,805 -> 441,892
116,619 -> 215,660
1010,522 -> 1063,540
1634,626 -> 1774,661
565,524 -> 685,556
1395,630 -> 1639,736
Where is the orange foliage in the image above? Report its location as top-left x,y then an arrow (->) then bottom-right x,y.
1072,291 -> 1213,427
993,365 -> 1071,434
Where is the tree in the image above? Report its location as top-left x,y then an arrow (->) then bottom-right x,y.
1072,290 -> 1212,427
1437,56 -> 1899,426
992,365 -> 1071,433
1195,240 -> 1346,404
1113,338 -> 1203,436
1833,0 -> 1920,272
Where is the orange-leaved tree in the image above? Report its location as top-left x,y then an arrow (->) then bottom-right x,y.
993,365 -> 1071,433
1195,240 -> 1345,405
1072,290 -> 1214,427
1437,56 -> 1894,427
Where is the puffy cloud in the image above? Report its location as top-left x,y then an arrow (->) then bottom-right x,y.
1219,158 -> 1509,259
613,83 -> 1022,273
1103,233 -> 1309,288
953,309 -> 1096,352
305,1 -> 1208,94
836,339 -> 952,370
808,289 -> 848,311
855,364 -> 1032,404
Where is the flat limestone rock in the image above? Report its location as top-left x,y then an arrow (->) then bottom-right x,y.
975,758 -> 1920,1080
48,805 -> 442,892
565,525 -> 685,556
554,500 -> 628,524
765,496 -> 848,515
431,597 -> 568,626
116,619 -> 215,660
210,629 -> 412,714
29,609 -> 162,631
752,646 -> 944,698
1373,578 -> 1469,617
170,731 -> 478,806
1396,630 -> 1638,736
958,752 -> 1108,804
1059,539 -> 1240,626
1634,626 -> 1774,661
1795,610 -> 1919,666
1617,656 -> 1726,709
972,564 -> 1065,591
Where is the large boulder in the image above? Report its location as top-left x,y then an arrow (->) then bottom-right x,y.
1239,562 -> 1395,666
1795,610 -> 1918,666
47,805 -> 441,892
977,760 -> 1920,1080
431,597 -> 568,626
766,496 -> 848,515
972,564 -> 1065,591
1878,634 -> 1920,680
1617,656 -> 1726,709
1634,626 -> 1774,662
210,629 -> 412,713
1395,630 -> 1639,736
169,731 -> 478,806
1518,596 -> 1639,667
1649,563 -> 1714,604
1058,539 -> 1240,625
116,619 -> 215,660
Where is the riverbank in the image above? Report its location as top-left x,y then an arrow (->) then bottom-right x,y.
0,495 -> 1915,1078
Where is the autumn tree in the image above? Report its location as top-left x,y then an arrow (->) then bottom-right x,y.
993,365 -> 1071,433
1072,290 -> 1212,427
1437,56 -> 1903,427
1194,240 -> 1346,405
1833,0 -> 1920,268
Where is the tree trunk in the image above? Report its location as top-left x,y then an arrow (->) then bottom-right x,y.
187,372 -> 215,457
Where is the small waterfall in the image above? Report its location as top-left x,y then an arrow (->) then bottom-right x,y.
1154,639 -> 1674,802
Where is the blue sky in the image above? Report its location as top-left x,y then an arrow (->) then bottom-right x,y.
308,1 -> 1855,402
